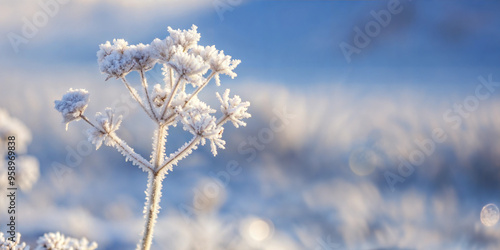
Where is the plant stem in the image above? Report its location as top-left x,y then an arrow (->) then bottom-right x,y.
139,124 -> 167,250
140,172 -> 163,250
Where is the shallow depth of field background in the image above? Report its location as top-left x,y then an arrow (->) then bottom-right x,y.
2,0 -> 500,249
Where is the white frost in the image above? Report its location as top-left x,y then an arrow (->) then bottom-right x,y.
54,88 -> 90,130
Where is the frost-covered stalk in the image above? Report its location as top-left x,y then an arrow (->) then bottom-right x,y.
54,25 -> 251,250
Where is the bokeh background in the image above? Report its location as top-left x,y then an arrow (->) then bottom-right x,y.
2,0 -> 500,249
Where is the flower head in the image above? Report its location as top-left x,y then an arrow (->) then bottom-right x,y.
167,24 -> 201,50
126,43 -> 157,72
54,88 -> 90,130
176,101 -> 225,156
35,232 -> 98,250
97,39 -> 134,80
0,232 -> 28,249
87,108 -> 123,149
151,37 -> 180,63
216,89 -> 251,127
210,51 -> 241,86
167,52 -> 209,87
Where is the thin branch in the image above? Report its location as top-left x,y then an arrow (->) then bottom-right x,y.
80,115 -> 154,172
156,135 -> 201,174
160,76 -> 182,120
140,69 -> 159,123
184,71 -> 216,106
121,77 -> 155,121
160,72 -> 217,126
216,114 -> 230,127
169,67 -> 174,89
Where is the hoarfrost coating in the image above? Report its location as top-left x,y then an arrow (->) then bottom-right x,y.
54,88 -> 90,130
54,24 -> 250,250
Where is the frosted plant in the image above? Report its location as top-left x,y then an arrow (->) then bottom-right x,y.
0,109 -> 40,193
0,232 -> 28,250
35,232 -> 98,250
54,25 -> 250,250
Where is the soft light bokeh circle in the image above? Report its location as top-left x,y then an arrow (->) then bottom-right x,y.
240,217 -> 274,244
480,203 -> 500,227
248,219 -> 271,241
349,147 -> 381,176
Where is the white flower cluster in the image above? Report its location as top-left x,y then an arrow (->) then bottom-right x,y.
216,89 -> 251,128
86,108 -> 123,149
0,232 -> 28,250
35,232 -> 97,250
0,109 -> 40,192
176,101 -> 225,156
54,88 -> 90,130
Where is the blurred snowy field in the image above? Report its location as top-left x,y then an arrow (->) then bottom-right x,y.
1,0 -> 500,249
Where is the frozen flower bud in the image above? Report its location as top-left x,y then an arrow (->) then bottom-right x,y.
150,37 -> 180,63
35,232 -> 98,250
167,24 -> 201,50
97,39 -> 134,80
167,52 -> 209,87
54,88 -> 90,130
216,89 -> 251,127
126,43 -> 157,72
0,232 -> 28,249
210,50 -> 241,86
87,108 -> 123,149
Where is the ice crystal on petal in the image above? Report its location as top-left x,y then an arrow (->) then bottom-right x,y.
167,52 -> 209,87
216,89 -> 251,127
87,108 -> 122,149
150,37 -> 179,63
0,232 -> 28,250
97,39 -> 134,79
126,43 -> 157,72
54,88 -> 90,130
167,24 -> 200,50
191,45 -> 218,63
210,50 -> 241,86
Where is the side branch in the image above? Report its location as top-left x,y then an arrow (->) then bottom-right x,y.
160,76 -> 182,120
156,135 -> 201,174
161,72 -> 216,125
81,115 -> 154,172
140,69 -> 159,123
184,71 -> 216,105
121,77 -> 156,121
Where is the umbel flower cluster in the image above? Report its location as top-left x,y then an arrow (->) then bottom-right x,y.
55,25 -> 250,250
0,232 -> 97,250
